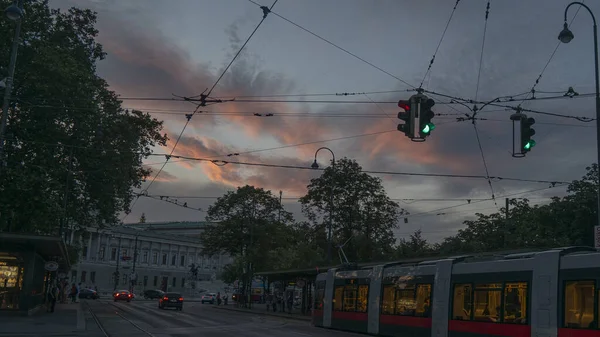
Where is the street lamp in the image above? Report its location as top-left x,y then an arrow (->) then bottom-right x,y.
0,0 -> 24,166
558,2 -> 600,231
311,147 -> 335,264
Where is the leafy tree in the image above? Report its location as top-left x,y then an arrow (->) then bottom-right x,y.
0,1 -> 167,233
300,158 -> 406,263
396,229 -> 432,258
200,185 -> 295,289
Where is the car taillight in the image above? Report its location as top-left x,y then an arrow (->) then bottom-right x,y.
128,294 -> 132,297
179,297 -> 183,301
163,296 -> 168,301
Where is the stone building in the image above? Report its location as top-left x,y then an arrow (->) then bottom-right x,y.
66,221 -> 230,294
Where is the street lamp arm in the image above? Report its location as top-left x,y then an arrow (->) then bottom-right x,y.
314,146 -> 335,163
565,2 -> 597,26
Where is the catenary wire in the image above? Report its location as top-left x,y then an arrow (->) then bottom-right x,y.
246,0 -> 415,88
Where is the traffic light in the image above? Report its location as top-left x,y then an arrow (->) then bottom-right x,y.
397,99 -> 413,137
521,116 -> 536,152
419,98 -> 436,137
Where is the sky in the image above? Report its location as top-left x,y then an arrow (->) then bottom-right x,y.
51,0 -> 599,243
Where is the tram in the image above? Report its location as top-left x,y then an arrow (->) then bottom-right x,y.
313,246 -> 600,337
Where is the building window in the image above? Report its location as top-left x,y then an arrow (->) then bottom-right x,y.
110,248 -> 117,261
98,247 -> 105,261
82,246 -> 88,259
121,249 -> 128,259
182,278 -> 185,288
122,274 -> 128,285
143,251 -> 148,263
180,255 -> 185,267
90,272 -> 96,284
162,254 -> 167,265
153,276 -> 158,287
143,276 -> 148,287
564,280 -> 594,329
171,254 -> 177,266
152,252 -> 158,264
452,282 -> 528,324
81,271 -> 87,283
172,277 -> 176,287
71,270 -> 77,281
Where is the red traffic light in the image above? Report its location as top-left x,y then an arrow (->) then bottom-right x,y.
398,100 -> 411,111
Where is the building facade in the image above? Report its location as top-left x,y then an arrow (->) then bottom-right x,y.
66,221 -> 231,294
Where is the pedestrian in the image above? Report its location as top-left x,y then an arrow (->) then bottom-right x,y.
287,293 -> 293,314
47,282 -> 58,313
76,282 -> 81,303
217,292 -> 222,305
70,283 -> 77,303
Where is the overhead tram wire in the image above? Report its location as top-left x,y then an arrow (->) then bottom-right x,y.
516,1 -> 584,108
470,0 -> 498,210
246,0 -> 415,89
419,0 -> 462,89
122,0 -> 279,222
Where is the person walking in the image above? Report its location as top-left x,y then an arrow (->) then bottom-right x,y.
47,282 -> 59,313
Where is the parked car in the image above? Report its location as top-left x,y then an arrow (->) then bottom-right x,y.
143,289 -> 164,299
158,292 -> 183,311
113,290 -> 132,302
79,288 -> 99,299
201,293 -> 216,304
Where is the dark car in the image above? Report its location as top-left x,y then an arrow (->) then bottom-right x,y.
159,292 -> 183,310
143,289 -> 164,299
79,288 -> 99,299
113,290 -> 132,302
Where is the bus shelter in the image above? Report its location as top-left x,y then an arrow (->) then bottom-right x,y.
0,233 -> 70,315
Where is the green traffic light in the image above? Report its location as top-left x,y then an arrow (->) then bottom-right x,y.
523,139 -> 536,150
421,123 -> 436,134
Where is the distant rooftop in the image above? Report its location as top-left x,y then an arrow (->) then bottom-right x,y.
110,226 -> 201,244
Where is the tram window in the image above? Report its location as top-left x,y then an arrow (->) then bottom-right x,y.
504,282 -> 527,324
356,285 -> 369,313
381,285 -> 395,315
343,285 -> 358,312
473,283 -> 502,322
333,286 -> 344,311
415,284 -> 432,317
395,285 -> 416,316
452,284 -> 472,320
564,280 -> 595,329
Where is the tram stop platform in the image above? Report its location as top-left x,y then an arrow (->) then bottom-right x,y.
0,302 -> 85,336
212,303 -> 312,322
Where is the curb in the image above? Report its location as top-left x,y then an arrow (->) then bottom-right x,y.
211,306 -> 312,322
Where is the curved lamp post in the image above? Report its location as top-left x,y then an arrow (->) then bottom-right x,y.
311,147 -> 335,263
558,2 -> 600,231
0,0 -> 24,165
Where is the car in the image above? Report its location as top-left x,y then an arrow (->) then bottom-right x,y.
113,290 -> 132,302
201,293 -> 216,304
79,288 -> 99,299
143,289 -> 165,300
159,292 -> 183,310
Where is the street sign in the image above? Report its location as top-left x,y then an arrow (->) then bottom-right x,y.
595,225 -> 600,248
44,261 -> 58,271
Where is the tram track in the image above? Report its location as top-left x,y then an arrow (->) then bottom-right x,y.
84,300 -> 156,337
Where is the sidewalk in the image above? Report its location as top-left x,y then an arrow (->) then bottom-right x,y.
0,302 -> 85,336
212,303 -> 312,322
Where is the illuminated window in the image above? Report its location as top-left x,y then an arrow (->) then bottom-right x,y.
473,283 -> 502,322
564,280 -> 594,329
381,285 -> 395,315
453,284 -> 472,320
333,286 -> 344,311
396,284 -> 416,316
343,285 -> 357,312
416,284 -> 432,317
504,282 -> 527,324
357,285 -> 368,313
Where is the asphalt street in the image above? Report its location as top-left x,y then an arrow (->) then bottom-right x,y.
84,299 -> 364,337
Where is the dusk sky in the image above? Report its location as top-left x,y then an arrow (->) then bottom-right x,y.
52,0 -> 598,242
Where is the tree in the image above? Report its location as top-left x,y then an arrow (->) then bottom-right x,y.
396,229 -> 432,258
200,185 -> 295,291
300,158 -> 406,263
0,2 -> 167,233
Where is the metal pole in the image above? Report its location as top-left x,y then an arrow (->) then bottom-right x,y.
131,235 -> 138,293
0,1 -> 23,165
60,145 -> 74,239
114,236 -> 121,291
278,190 -> 282,223
328,159 -> 335,264
504,198 -> 510,249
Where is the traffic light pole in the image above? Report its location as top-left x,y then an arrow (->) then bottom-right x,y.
113,236 -> 122,291
131,235 -> 138,294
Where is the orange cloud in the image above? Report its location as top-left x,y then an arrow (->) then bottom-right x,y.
142,165 -> 178,183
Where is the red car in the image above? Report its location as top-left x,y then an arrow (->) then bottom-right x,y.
113,290 -> 132,302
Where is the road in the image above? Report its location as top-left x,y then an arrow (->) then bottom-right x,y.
84,299 -> 363,337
